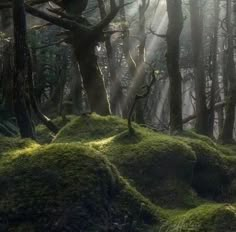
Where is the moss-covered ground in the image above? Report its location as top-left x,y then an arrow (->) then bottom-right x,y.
35,115 -> 76,144
1,114 -> 236,231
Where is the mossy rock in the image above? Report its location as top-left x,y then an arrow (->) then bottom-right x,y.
180,130 -> 217,147
179,138 -> 235,198
98,129 -> 201,209
0,136 -> 38,156
50,114 -> 236,207
161,204 -> 236,232
36,115 -> 76,144
53,114 -> 128,143
0,143 -> 163,231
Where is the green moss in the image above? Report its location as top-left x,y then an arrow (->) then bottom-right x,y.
178,137 -> 236,199
93,129 -> 199,209
35,115 -> 76,144
53,113 -> 128,143
0,136 -> 38,156
55,114 -> 234,208
0,143 -> 163,231
51,114 -> 236,206
161,203 -> 236,232
180,130 -> 217,147
217,144 -> 236,156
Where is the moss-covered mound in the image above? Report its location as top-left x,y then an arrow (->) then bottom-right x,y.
54,114 -> 127,143
0,136 -> 38,155
99,130 -> 199,208
178,138 -> 234,198
53,114 -> 236,208
161,204 -> 236,232
0,143 -> 163,231
36,115 -> 76,144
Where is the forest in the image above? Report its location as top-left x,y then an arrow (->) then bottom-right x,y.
0,0 -> 236,231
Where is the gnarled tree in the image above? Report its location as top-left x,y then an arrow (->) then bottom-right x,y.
23,0 -> 125,116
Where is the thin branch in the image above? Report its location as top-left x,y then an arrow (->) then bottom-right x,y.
148,27 -> 167,38
128,70 -> 156,134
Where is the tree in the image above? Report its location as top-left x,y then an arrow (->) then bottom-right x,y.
208,0 -> 220,137
12,0 -> 35,138
97,0 -> 123,115
190,0 -> 208,135
220,0 -> 236,143
24,0 -> 121,116
166,0 -> 184,133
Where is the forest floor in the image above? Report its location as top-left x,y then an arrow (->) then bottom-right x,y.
0,114 -> 236,231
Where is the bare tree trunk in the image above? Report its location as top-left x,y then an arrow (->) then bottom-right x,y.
13,0 -> 35,139
97,0 -> 123,115
190,0 -> 208,135
135,0 -> 148,124
220,0 -> 236,143
27,49 -> 59,134
166,0 -> 183,133
119,0 -> 137,118
57,54 -> 67,116
73,40 -> 111,116
208,0 -> 220,137
120,0 -> 148,123
70,53 -> 83,114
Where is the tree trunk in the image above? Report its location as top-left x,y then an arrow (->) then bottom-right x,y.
220,0 -> 236,143
208,0 -> 220,137
13,0 -> 35,139
70,53 -> 83,114
73,38 -> 111,116
60,1 -> 111,116
119,0 -> 137,118
97,0 -> 123,115
190,0 -> 208,135
135,0 -> 148,124
166,0 -> 183,133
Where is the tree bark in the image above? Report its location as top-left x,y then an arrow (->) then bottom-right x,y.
190,0 -> 208,135
73,36 -> 111,116
166,0 -> 183,133
135,0 -> 148,124
13,0 -> 35,139
220,0 -> 236,143
70,53 -> 83,114
208,0 -> 220,137
98,0 -> 123,115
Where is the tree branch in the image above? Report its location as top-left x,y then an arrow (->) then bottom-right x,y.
25,4 -> 79,30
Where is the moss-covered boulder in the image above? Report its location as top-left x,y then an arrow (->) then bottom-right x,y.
54,115 -> 199,208
179,138 -> 233,198
161,204 -> 236,232
54,114 -> 127,143
0,143 -> 163,231
99,130 -> 198,208
0,136 -> 38,155
53,114 -> 236,208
